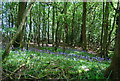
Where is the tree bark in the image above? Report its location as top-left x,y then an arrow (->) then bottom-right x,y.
107,12 -> 116,53
80,2 -> 87,50
100,2 -> 105,57
13,2 -> 27,48
2,2 -> 34,61
71,3 -> 75,46
105,3 -> 120,80
54,5 -> 59,51
37,3 -> 41,47
64,2 -> 68,44
42,4 -> 46,47
47,5 -> 50,44
52,3 -> 55,47
102,2 -> 109,58
29,9 -> 32,42
100,2 -> 109,58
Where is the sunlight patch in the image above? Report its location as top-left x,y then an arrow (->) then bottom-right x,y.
81,65 -> 90,71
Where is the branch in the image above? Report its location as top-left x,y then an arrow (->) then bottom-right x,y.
110,2 -> 117,11
2,2 -> 35,61
2,64 -> 26,80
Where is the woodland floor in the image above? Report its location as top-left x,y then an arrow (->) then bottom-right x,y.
1,43 -> 111,80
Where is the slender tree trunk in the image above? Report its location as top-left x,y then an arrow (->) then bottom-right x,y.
11,11 -> 14,38
62,2 -> 68,52
8,14 -> 11,41
2,2 -> 34,61
80,2 -> 87,50
107,12 -> 116,52
13,2 -> 27,48
54,6 -> 59,51
71,3 -> 75,46
100,2 -> 105,57
64,2 -> 68,44
58,24 -> 62,43
37,3 -> 41,47
29,9 -> 32,42
47,5 -> 50,44
42,4 -> 46,47
52,3 -> 55,47
105,6 -> 120,80
101,2 -> 109,58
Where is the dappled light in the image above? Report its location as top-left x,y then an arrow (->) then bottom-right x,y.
1,1 -> 120,80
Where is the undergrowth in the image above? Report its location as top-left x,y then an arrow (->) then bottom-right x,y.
2,47 -> 110,80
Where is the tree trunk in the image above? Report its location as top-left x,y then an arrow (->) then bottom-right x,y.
102,2 -> 109,58
71,3 -> 75,46
100,2 -> 109,58
80,2 -> 87,50
54,5 -> 59,51
29,9 -> 32,42
107,12 -> 116,52
13,2 -> 27,48
42,4 -> 46,47
47,5 -> 50,44
2,2 -> 34,61
37,3 -> 41,47
52,3 -> 55,47
64,2 -> 68,44
105,3 -> 120,80
100,2 -> 104,57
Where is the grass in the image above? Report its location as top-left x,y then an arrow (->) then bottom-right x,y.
2,47 -> 111,80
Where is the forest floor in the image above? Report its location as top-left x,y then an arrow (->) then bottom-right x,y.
29,43 -> 98,55
1,43 -> 111,80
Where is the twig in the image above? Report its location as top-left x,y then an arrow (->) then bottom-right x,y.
106,70 -> 112,81
2,64 -> 26,80
27,74 -> 38,79
110,2 -> 117,11
60,68 -> 69,81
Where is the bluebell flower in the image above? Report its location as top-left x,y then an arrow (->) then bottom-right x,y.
59,52 -> 64,54
101,58 -> 104,60
98,58 -> 104,61
39,50 -> 43,52
81,50 -> 87,52
49,52 -> 53,54
63,53 -> 66,55
92,57 -> 96,60
85,56 -> 90,60
72,54 -> 77,56
97,57 -> 101,59
82,56 -> 85,58
108,59 -> 111,61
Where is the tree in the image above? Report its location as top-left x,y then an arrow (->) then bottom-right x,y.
64,2 -> 68,44
71,3 -> 75,46
37,3 -> 42,47
100,2 -> 109,58
105,2 -> 120,80
54,3 -> 60,51
13,2 -> 27,48
80,2 -> 87,50
2,2 -> 34,61
52,2 -> 55,46
47,4 -> 50,44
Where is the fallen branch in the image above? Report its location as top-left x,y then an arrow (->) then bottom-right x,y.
2,64 -> 26,80
27,74 -> 38,79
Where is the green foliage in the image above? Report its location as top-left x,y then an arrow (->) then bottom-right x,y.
2,2 -> 116,80
2,27 -> 17,34
2,48 -> 110,80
